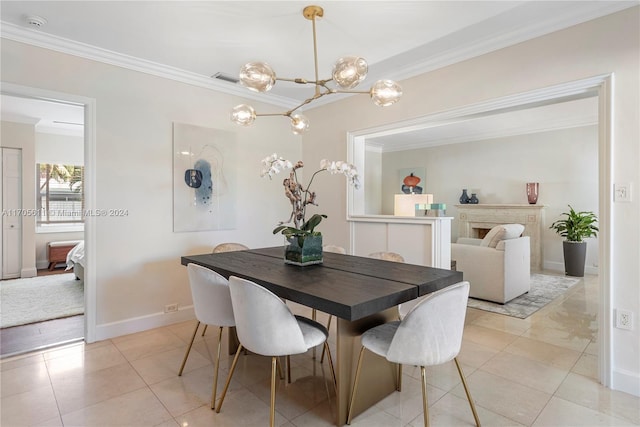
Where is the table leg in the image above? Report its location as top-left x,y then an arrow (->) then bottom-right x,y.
335,308 -> 399,426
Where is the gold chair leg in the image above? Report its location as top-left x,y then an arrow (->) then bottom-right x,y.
270,356 -> 277,427
178,321 -> 200,376
454,357 -> 481,426
421,366 -> 430,427
201,324 -> 208,337
397,363 -> 403,391
320,315 -> 332,363
346,346 -> 366,425
210,326 -> 223,409
323,341 -> 337,393
215,343 -> 243,413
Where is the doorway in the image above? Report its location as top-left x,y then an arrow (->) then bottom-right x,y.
0,82 -> 96,353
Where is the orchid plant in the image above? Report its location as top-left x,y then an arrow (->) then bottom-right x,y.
261,153 -> 360,242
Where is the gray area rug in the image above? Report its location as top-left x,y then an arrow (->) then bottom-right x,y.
0,273 -> 84,328
467,273 -> 580,319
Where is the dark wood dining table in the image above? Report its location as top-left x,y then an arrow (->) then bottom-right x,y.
181,246 -> 462,426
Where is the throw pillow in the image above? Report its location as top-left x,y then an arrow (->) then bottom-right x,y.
480,224 -> 525,248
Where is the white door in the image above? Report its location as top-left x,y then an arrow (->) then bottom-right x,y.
1,147 -> 22,279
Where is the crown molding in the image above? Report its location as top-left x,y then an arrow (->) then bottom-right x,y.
0,22 -> 299,110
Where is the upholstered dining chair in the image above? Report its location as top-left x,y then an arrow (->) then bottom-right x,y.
212,242 -> 249,253
178,263 -> 235,410
367,251 -> 405,263
216,276 -> 336,427
346,281 -> 480,427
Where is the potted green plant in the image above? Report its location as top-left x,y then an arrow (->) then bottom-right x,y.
261,153 -> 360,266
549,205 -> 598,277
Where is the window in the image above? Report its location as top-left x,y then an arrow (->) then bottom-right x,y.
36,163 -> 84,227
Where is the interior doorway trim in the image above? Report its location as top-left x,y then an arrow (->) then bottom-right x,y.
1,82 -> 97,343
348,73 -> 613,388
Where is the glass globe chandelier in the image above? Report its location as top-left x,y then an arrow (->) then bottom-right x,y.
230,5 -> 403,134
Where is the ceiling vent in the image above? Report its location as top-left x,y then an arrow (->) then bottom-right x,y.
24,15 -> 47,28
212,72 -> 239,84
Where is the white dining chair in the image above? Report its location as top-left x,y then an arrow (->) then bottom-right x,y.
178,263 -> 235,410
367,251 -> 405,262
346,281 -> 480,427
212,242 -> 249,253
216,276 -> 336,427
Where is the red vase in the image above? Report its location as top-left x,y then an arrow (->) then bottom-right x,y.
526,182 -> 539,204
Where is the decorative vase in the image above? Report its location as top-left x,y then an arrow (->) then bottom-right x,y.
469,193 -> 479,204
459,189 -> 470,204
526,182 -> 539,204
284,234 -> 323,266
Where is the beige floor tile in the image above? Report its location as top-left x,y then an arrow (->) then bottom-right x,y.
50,361 -> 147,414
289,400 -> 338,427
150,363 -> 217,417
458,340 -> 500,369
44,342 -> 127,376
0,358 -> 51,397
450,369 -> 551,426
61,387 -> 173,426
112,328 -> 186,361
427,392 -> 525,427
533,396 -> 638,426
504,335 -> 582,370
470,311 -> 532,336
131,344 -> 212,385
0,385 -> 59,426
571,352 -> 598,379
32,415 -> 64,427
461,324 -> 520,351
480,351 -> 570,394
555,372 -> 640,424
0,352 -> 44,372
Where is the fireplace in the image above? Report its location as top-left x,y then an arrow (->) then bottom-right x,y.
455,204 -> 545,270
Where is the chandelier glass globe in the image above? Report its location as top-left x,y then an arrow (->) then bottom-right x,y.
370,80 -> 403,107
290,114 -> 310,134
230,104 -> 256,126
239,62 -> 276,93
332,56 -> 368,89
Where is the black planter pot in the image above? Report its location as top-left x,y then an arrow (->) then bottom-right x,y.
563,241 -> 587,277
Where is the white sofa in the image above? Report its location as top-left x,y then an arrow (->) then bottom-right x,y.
451,224 -> 530,304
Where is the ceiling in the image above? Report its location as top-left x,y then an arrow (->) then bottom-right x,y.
0,1 -> 633,139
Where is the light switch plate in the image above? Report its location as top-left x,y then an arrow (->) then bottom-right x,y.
614,183 -> 631,202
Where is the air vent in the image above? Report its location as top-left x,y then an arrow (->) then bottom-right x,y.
212,72 -> 239,84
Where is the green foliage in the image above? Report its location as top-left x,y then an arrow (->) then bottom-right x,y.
273,213 -> 327,246
549,205 -> 598,242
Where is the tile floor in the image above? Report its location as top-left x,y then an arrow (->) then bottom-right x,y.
2,272 -> 639,426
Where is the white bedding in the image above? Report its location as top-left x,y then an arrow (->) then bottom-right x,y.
65,240 -> 85,270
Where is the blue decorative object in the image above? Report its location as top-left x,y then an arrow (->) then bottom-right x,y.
469,193 -> 479,204
459,189 -> 470,204
184,169 -> 202,188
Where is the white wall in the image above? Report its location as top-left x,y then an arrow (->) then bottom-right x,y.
1,40 -> 301,337
304,8 -> 639,396
0,120 -> 37,277
36,132 -> 84,165
380,125 -> 599,272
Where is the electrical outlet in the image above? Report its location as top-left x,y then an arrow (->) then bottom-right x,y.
164,303 -> 178,313
615,309 -> 633,330
614,183 -> 632,202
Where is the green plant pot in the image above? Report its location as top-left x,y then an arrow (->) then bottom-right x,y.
563,240 -> 587,277
284,234 -> 323,266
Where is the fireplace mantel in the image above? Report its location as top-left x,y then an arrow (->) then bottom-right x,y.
455,204 -> 545,270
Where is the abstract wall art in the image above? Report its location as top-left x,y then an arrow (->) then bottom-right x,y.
173,123 -> 236,232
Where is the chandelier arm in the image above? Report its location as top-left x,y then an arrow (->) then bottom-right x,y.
333,90 -> 370,94
310,12 -> 320,97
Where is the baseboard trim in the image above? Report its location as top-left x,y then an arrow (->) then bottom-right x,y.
612,368 -> 640,397
94,306 -> 195,342
20,267 -> 38,278
543,260 -> 598,275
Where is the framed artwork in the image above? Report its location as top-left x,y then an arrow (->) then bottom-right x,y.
173,123 -> 236,232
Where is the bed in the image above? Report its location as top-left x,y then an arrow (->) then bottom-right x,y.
65,240 -> 85,284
